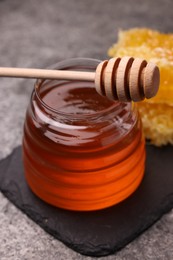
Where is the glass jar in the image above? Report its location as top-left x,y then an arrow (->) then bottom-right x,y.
22,58 -> 145,211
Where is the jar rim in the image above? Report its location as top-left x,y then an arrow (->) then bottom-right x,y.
34,57 -> 123,120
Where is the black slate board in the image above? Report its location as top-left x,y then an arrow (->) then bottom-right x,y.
0,145 -> 173,257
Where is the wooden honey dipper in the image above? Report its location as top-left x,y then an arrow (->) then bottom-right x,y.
95,57 -> 160,102
0,57 -> 160,102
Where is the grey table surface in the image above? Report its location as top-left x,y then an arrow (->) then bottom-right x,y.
0,0 -> 173,259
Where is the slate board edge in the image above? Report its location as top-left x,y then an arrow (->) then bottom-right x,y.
0,146 -> 173,257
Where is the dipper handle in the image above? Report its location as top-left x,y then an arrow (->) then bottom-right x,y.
0,57 -> 160,102
95,57 -> 160,102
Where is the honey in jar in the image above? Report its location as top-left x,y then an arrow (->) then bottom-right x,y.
22,58 -> 145,211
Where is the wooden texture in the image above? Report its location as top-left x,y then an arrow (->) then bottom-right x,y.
0,57 -> 160,102
143,62 -> 160,99
95,60 -> 108,96
0,67 -> 95,81
129,58 -> 147,101
95,57 -> 160,102
116,57 -> 134,101
104,57 -> 120,100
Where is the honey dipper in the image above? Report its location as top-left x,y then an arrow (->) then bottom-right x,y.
0,57 -> 160,102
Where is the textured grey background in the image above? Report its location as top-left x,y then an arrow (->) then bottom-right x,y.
0,0 -> 173,259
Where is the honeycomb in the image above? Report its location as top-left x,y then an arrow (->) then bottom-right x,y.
108,28 -> 173,146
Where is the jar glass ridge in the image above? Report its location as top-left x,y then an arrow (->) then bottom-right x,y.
23,58 -> 146,211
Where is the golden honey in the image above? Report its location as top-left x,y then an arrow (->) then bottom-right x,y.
23,58 -> 145,211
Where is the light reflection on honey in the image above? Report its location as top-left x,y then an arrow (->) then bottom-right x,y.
23,80 -> 145,211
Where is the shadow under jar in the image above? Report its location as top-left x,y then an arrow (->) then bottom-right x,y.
22,58 -> 146,211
